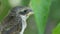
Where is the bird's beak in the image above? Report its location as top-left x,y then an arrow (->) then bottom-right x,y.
27,12 -> 34,16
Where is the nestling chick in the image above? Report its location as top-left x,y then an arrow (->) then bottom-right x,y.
10,6 -> 34,34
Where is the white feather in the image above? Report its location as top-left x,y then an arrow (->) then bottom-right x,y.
19,15 -> 27,34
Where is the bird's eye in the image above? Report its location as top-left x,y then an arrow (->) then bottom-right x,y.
24,10 -> 28,13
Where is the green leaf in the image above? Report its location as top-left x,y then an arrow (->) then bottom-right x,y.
52,23 -> 60,34
31,0 -> 51,34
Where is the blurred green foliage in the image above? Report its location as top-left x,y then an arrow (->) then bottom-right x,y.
31,0 -> 51,34
52,23 -> 60,34
0,0 -> 11,23
50,0 -> 60,20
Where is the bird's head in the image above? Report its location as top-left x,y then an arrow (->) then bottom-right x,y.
10,6 -> 34,20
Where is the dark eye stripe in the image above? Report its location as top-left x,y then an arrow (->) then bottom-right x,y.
19,12 -> 26,15
19,9 -> 29,15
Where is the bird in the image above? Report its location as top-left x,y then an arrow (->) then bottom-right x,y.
10,6 -> 34,34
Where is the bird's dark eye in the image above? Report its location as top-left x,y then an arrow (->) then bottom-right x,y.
24,10 -> 28,13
